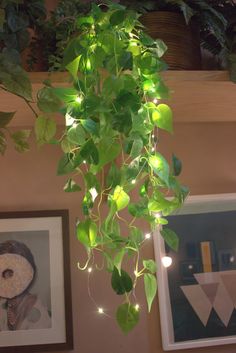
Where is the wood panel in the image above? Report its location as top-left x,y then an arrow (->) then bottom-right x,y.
1,71 -> 236,127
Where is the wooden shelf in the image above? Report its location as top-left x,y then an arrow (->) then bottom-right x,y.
1,71 -> 236,127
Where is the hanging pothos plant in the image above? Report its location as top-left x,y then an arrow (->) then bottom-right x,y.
1,2 -> 188,333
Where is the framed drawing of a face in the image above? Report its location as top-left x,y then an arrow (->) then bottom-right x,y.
0,210 -> 73,352
154,194 -> 236,350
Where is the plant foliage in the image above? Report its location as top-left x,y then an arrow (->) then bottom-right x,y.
0,0 -> 46,66
6,2 -> 188,332
0,51 -> 32,154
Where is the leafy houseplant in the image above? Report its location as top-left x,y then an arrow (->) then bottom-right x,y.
120,0 -> 228,70
33,2 -> 187,332
0,0 -> 46,69
0,51 -> 32,154
200,0 -> 236,82
30,0 -> 93,71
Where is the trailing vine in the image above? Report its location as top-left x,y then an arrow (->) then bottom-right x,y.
1,2 -> 188,332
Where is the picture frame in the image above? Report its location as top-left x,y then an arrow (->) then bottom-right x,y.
0,210 -> 73,353
154,193 -> 236,350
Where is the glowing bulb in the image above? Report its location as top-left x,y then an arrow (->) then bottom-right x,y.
83,160 -> 86,164
75,95 -> 83,104
151,147 -> 155,152
162,256 -> 172,268
153,98 -> 159,104
131,179 -> 136,185
145,233 -> 151,239
152,134 -> 155,139
65,113 -> 75,126
89,187 -> 98,202
135,304 -> 140,311
98,307 -> 104,314
155,213 -> 161,219
88,267 -> 92,273
188,264 -> 193,270
230,256 -> 235,263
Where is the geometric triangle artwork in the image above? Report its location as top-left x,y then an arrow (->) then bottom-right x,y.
213,281 -> 234,327
181,270 -> 236,327
180,284 -> 212,326
220,273 -> 236,307
201,283 -> 219,304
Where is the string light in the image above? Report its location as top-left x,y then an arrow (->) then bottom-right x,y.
83,160 -> 86,164
153,98 -> 159,104
75,95 -> 83,104
151,147 -> 155,152
162,256 -> 172,268
88,267 -> 92,273
145,233 -> 151,239
89,187 -> 98,202
131,179 -> 136,185
135,304 -> 140,311
98,307 -> 104,314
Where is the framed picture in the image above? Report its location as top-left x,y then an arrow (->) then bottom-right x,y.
0,210 -> 73,353
154,194 -> 236,350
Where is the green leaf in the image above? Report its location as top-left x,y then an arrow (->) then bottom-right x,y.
57,154 -> 75,175
0,111 -> 15,128
154,39 -> 168,57
84,172 -> 100,192
76,219 -> 97,249
81,119 -> 99,136
52,87 -> 78,103
110,9 -> 126,26
152,104 -> 173,133
66,56 -> 81,79
64,178 -> 81,192
77,16 -> 94,28
130,136 -> 143,159
114,249 -> 126,275
148,153 -> 170,186
111,267 -> 133,295
37,87 -> 62,113
80,140 -> 99,165
0,63 -> 32,101
116,303 -> 139,334
160,228 -> 179,252
67,124 -> 86,145
91,139 -> 121,173
144,273 -> 157,312
63,37 -> 82,67
35,116 -> 56,144
111,186 -> 130,211
172,154 -> 182,176
11,130 -> 30,153
143,260 -> 156,274
106,162 -> 121,188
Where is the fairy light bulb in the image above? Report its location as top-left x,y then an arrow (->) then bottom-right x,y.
162,256 -> 172,268
88,267 -> 92,273
75,95 -> 83,104
83,160 -> 86,164
151,147 -> 155,152
153,98 -> 159,104
135,304 -> 140,311
155,213 -> 161,219
145,233 -> 151,240
98,307 -> 104,314
131,179 -> 136,185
